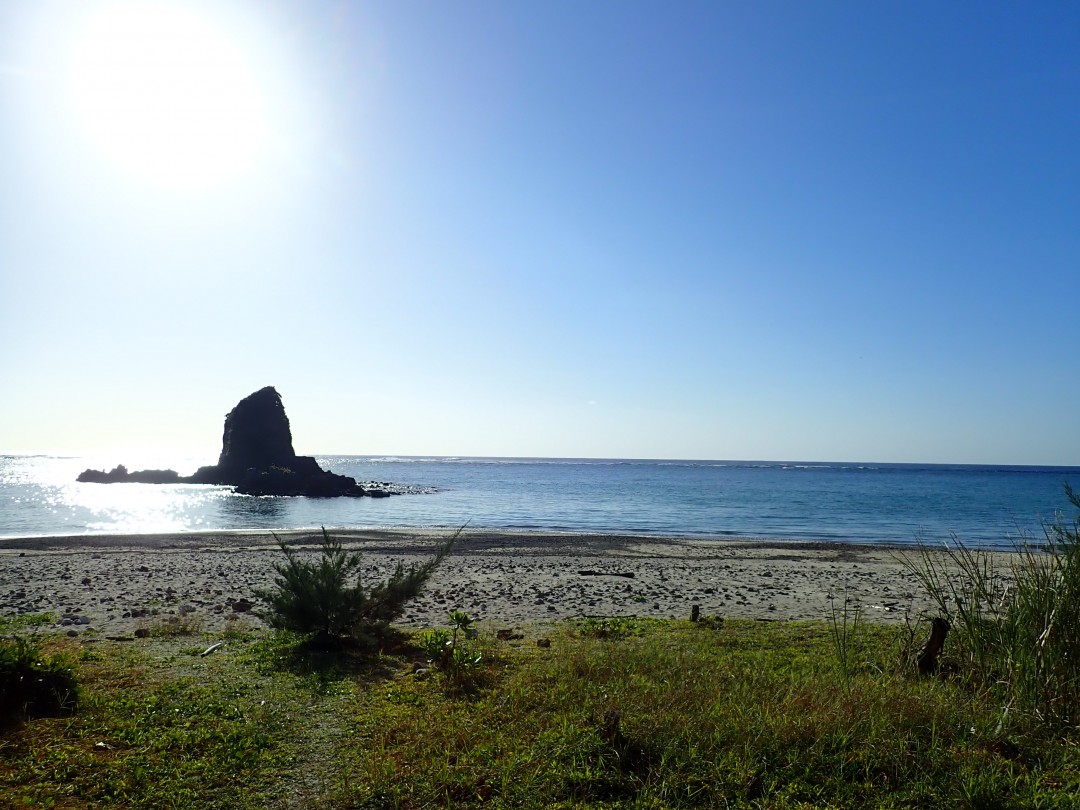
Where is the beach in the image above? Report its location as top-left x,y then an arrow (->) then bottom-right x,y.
0,529 -> 988,637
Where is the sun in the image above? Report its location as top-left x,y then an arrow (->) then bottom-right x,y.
70,2 -> 268,193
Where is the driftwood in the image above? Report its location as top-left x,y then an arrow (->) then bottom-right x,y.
578,570 -> 635,579
917,617 -> 951,675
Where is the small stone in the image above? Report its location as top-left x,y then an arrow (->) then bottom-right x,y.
536,638 -> 551,648
134,628 -> 150,638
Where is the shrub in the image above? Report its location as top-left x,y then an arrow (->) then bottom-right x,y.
420,627 -> 452,662
903,482 -> 1080,724
257,527 -> 458,647
0,635 -> 78,723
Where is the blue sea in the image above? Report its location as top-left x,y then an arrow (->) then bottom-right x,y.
0,455 -> 1077,549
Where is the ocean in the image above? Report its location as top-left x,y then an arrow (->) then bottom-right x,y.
0,455 -> 1077,549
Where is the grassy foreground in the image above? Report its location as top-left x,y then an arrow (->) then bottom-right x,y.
3,616 -> 1080,809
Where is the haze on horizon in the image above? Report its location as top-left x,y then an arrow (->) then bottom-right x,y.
1,1 -> 1077,467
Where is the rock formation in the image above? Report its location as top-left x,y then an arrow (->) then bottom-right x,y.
185,387 -> 371,496
205,386 -> 298,482
76,465 -> 180,485
77,387 -> 404,497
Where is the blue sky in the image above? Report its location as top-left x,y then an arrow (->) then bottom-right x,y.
1,1 -> 1077,465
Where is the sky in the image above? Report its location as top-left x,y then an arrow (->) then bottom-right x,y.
1,1 -> 1078,465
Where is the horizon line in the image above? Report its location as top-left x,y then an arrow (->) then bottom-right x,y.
3,451 -> 1078,470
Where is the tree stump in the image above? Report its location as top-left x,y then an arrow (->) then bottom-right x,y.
917,617 -> 951,676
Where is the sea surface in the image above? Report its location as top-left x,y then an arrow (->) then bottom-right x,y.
0,455 -> 1077,549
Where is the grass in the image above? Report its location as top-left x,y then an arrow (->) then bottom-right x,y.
3,618 -> 1080,808
901,486 -> 1080,727
0,612 -> 57,634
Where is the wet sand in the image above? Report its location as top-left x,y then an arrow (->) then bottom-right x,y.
0,529 -> 987,636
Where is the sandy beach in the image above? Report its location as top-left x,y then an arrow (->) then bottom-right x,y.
0,529 -> 990,637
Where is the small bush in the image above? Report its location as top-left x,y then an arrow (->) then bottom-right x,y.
420,628 -> 452,661
0,635 -> 78,723
257,527 -> 458,647
422,611 -> 484,688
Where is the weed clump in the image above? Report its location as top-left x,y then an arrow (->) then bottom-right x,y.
257,527 -> 457,648
572,616 -> 643,640
420,610 -> 487,690
0,635 -> 78,723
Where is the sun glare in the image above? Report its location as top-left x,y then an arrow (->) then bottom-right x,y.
70,2 -> 267,193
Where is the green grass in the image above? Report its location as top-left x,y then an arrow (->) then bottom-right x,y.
0,612 -> 57,633
2,619 -> 1080,808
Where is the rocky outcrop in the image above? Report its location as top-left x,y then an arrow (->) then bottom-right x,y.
191,386 -> 298,484
77,387 -> 407,498
186,387 -> 383,496
76,465 -> 181,484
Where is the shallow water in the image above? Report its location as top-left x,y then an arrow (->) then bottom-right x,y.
0,455 -> 1076,548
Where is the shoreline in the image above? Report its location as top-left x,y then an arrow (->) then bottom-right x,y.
0,529 -> 1004,637
0,526 -> 933,554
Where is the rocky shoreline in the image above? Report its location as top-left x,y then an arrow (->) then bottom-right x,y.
0,529 -> 1002,637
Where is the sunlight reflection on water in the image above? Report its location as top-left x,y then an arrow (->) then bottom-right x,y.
72,483 -> 225,534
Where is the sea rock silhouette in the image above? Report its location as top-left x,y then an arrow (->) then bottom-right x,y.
77,387 -> 401,497
76,465 -> 180,484
187,387 -> 372,496
205,385 -> 298,482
